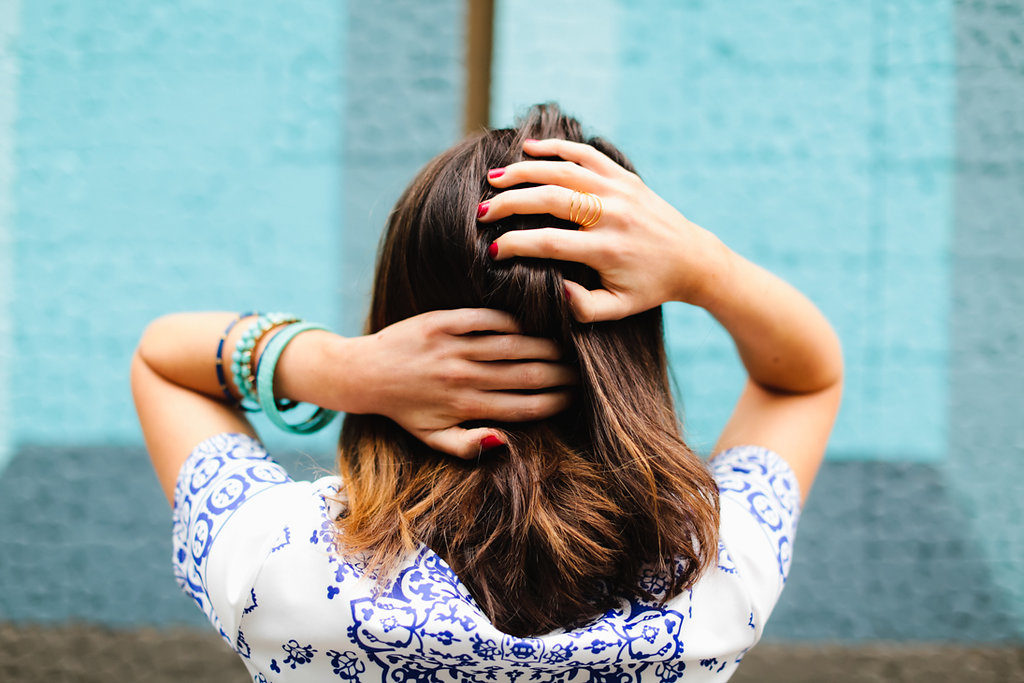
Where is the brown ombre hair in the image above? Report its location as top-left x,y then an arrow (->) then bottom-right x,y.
336,103 -> 720,637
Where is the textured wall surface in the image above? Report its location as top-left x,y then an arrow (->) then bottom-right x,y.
0,0 -> 465,626
0,0 -> 17,474
495,0 -> 954,462
340,0 -> 465,336
0,0 -> 1022,679
493,0 -> 1023,641
946,0 -> 1024,638
10,0 -> 344,452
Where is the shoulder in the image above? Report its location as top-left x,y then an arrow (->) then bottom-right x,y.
171,432 -> 343,650
710,444 -> 802,533
708,445 -> 802,635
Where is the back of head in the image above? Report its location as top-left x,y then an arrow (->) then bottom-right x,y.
337,103 -> 720,637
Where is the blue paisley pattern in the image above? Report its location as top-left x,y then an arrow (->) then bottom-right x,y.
710,446 -> 800,582
340,545 -> 694,681
173,434 -> 800,681
172,433 -> 289,648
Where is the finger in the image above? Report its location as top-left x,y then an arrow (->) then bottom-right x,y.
471,361 -> 579,392
522,138 -> 626,178
469,389 -> 574,422
478,185 -> 580,223
564,281 -> 636,323
488,160 -> 605,193
461,334 -> 562,361
420,426 -> 507,460
491,227 -> 613,269
432,308 -> 521,336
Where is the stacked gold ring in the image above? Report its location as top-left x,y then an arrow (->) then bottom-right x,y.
568,191 -> 603,228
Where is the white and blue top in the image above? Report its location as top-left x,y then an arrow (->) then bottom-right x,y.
172,433 -> 800,682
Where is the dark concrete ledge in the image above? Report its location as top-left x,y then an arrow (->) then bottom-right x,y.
735,642 -> 1024,683
0,623 -> 246,682
1,623 -> 1021,682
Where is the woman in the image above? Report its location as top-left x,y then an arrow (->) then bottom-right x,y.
132,104 -> 842,681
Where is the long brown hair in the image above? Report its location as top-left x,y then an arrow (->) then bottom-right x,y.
336,103 -> 720,637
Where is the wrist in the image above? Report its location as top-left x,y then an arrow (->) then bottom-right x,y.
318,333 -> 367,414
321,333 -> 378,415
269,329 -> 345,410
674,229 -> 736,310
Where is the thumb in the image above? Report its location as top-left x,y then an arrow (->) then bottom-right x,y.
419,426 -> 507,460
564,280 -> 634,323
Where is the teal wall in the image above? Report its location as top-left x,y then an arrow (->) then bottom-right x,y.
10,0 -> 345,453
494,0 -> 1022,639
0,0 -> 1021,643
494,0 -> 953,463
0,0 -> 16,474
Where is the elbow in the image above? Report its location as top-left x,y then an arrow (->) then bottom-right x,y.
825,325 -> 845,389
802,325 -> 844,395
129,347 -> 150,405
131,317 -> 171,399
135,315 -> 172,370
793,323 -> 844,395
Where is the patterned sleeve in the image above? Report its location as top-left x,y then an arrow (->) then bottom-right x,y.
171,432 -> 301,650
710,445 -> 801,637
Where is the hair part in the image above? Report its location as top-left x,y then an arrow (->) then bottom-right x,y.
335,103 -> 720,637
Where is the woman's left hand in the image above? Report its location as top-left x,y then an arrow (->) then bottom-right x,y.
478,138 -> 731,322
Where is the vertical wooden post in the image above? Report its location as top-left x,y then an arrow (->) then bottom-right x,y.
464,0 -> 494,135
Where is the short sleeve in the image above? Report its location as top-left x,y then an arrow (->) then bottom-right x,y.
171,432 -> 306,650
710,445 -> 801,638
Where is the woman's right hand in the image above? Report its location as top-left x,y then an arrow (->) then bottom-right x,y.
479,138 -> 734,322
337,308 -> 577,459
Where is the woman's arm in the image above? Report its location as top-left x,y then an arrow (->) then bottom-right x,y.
688,244 -> 843,500
132,309 -> 577,504
479,138 -> 843,501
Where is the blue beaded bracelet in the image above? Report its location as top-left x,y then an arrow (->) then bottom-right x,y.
256,321 -> 338,434
216,311 -> 258,409
231,312 -> 298,406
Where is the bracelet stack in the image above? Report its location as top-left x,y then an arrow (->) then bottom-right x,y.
215,311 -> 257,409
220,312 -> 338,434
232,312 -> 300,404
256,322 -> 338,434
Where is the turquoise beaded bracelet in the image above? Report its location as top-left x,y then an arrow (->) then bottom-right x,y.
256,321 -> 338,434
231,312 -> 298,406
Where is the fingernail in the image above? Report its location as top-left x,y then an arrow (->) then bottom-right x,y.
488,242 -> 499,259
524,138 -> 538,143
563,284 -> 572,299
481,435 -> 504,451
488,167 -> 505,179
477,201 -> 490,219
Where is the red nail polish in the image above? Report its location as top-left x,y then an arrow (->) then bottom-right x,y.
477,201 -> 490,219
563,284 -> 571,299
481,435 -> 504,450
488,242 -> 499,259
488,167 -> 505,179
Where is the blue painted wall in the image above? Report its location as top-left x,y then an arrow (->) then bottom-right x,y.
0,0 -> 1021,643
494,0 -> 953,462
0,0 -> 17,474
11,0 -> 345,452
493,0 -> 1022,639
0,0 -> 467,626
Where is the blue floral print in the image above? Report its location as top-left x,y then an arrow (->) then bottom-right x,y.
173,434 -> 800,681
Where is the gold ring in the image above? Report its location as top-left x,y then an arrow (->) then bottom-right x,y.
569,191 -> 603,228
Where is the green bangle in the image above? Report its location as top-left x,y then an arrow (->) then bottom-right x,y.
255,321 -> 338,434
232,312 -> 296,404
